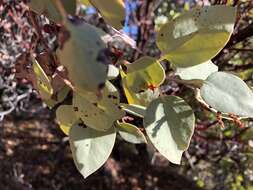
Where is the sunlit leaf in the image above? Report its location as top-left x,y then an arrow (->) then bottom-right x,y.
56,105 -> 78,135
121,70 -> 160,106
69,124 -> 116,178
120,103 -> 146,118
200,72 -> 253,117
89,0 -> 125,29
143,96 -> 195,164
116,121 -> 147,144
125,56 -> 165,93
135,88 -> 160,106
157,5 -> 236,67
72,82 -> 125,131
32,58 -> 53,100
45,85 -> 70,108
58,21 -> 108,94
175,60 -> 218,80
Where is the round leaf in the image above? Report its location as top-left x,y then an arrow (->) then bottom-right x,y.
156,5 -> 236,67
143,96 -> 195,164
120,103 -> 146,118
45,85 -> 70,108
69,124 -> 116,178
200,72 -> 253,117
73,90 -> 125,131
29,0 -> 76,22
175,60 -> 218,80
125,56 -> 165,93
89,0 -> 125,29
116,122 -> 147,144
121,70 -> 160,106
58,22 -> 108,93
56,105 -> 78,135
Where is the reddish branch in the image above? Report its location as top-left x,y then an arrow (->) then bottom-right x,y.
133,0 -> 156,60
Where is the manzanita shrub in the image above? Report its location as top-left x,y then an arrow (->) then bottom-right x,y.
27,0 -> 250,179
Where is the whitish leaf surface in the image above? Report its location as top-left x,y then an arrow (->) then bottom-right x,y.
116,122 -> 147,144
156,5 -> 236,67
107,64 -> 119,80
69,124 -> 116,178
200,72 -> 253,117
144,96 -> 195,164
125,56 -> 165,93
176,60 -> 218,80
58,22 -> 108,94
32,58 -> 53,100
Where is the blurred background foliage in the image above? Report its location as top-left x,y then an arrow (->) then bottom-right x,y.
0,0 -> 253,189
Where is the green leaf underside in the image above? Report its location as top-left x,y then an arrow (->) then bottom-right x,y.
32,58 -> 53,100
69,124 -> 116,178
58,22 -> 108,93
156,5 -> 236,67
200,72 -> 253,117
116,122 -> 147,144
143,96 -> 195,164
176,60 -> 218,80
125,56 -> 165,93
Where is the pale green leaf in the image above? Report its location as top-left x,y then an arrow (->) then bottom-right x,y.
56,105 -> 78,135
143,96 -> 195,164
89,0 -> 125,29
156,5 -> 236,67
45,85 -> 70,108
69,124 -> 116,178
32,58 -> 53,100
175,60 -> 218,80
116,122 -> 147,144
200,72 -> 253,117
80,0 -> 91,6
58,22 -> 108,93
121,70 -> 160,106
29,0 -> 76,22
125,56 -> 165,93
135,88 -> 160,106
120,103 -> 146,118
72,82 -> 125,131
